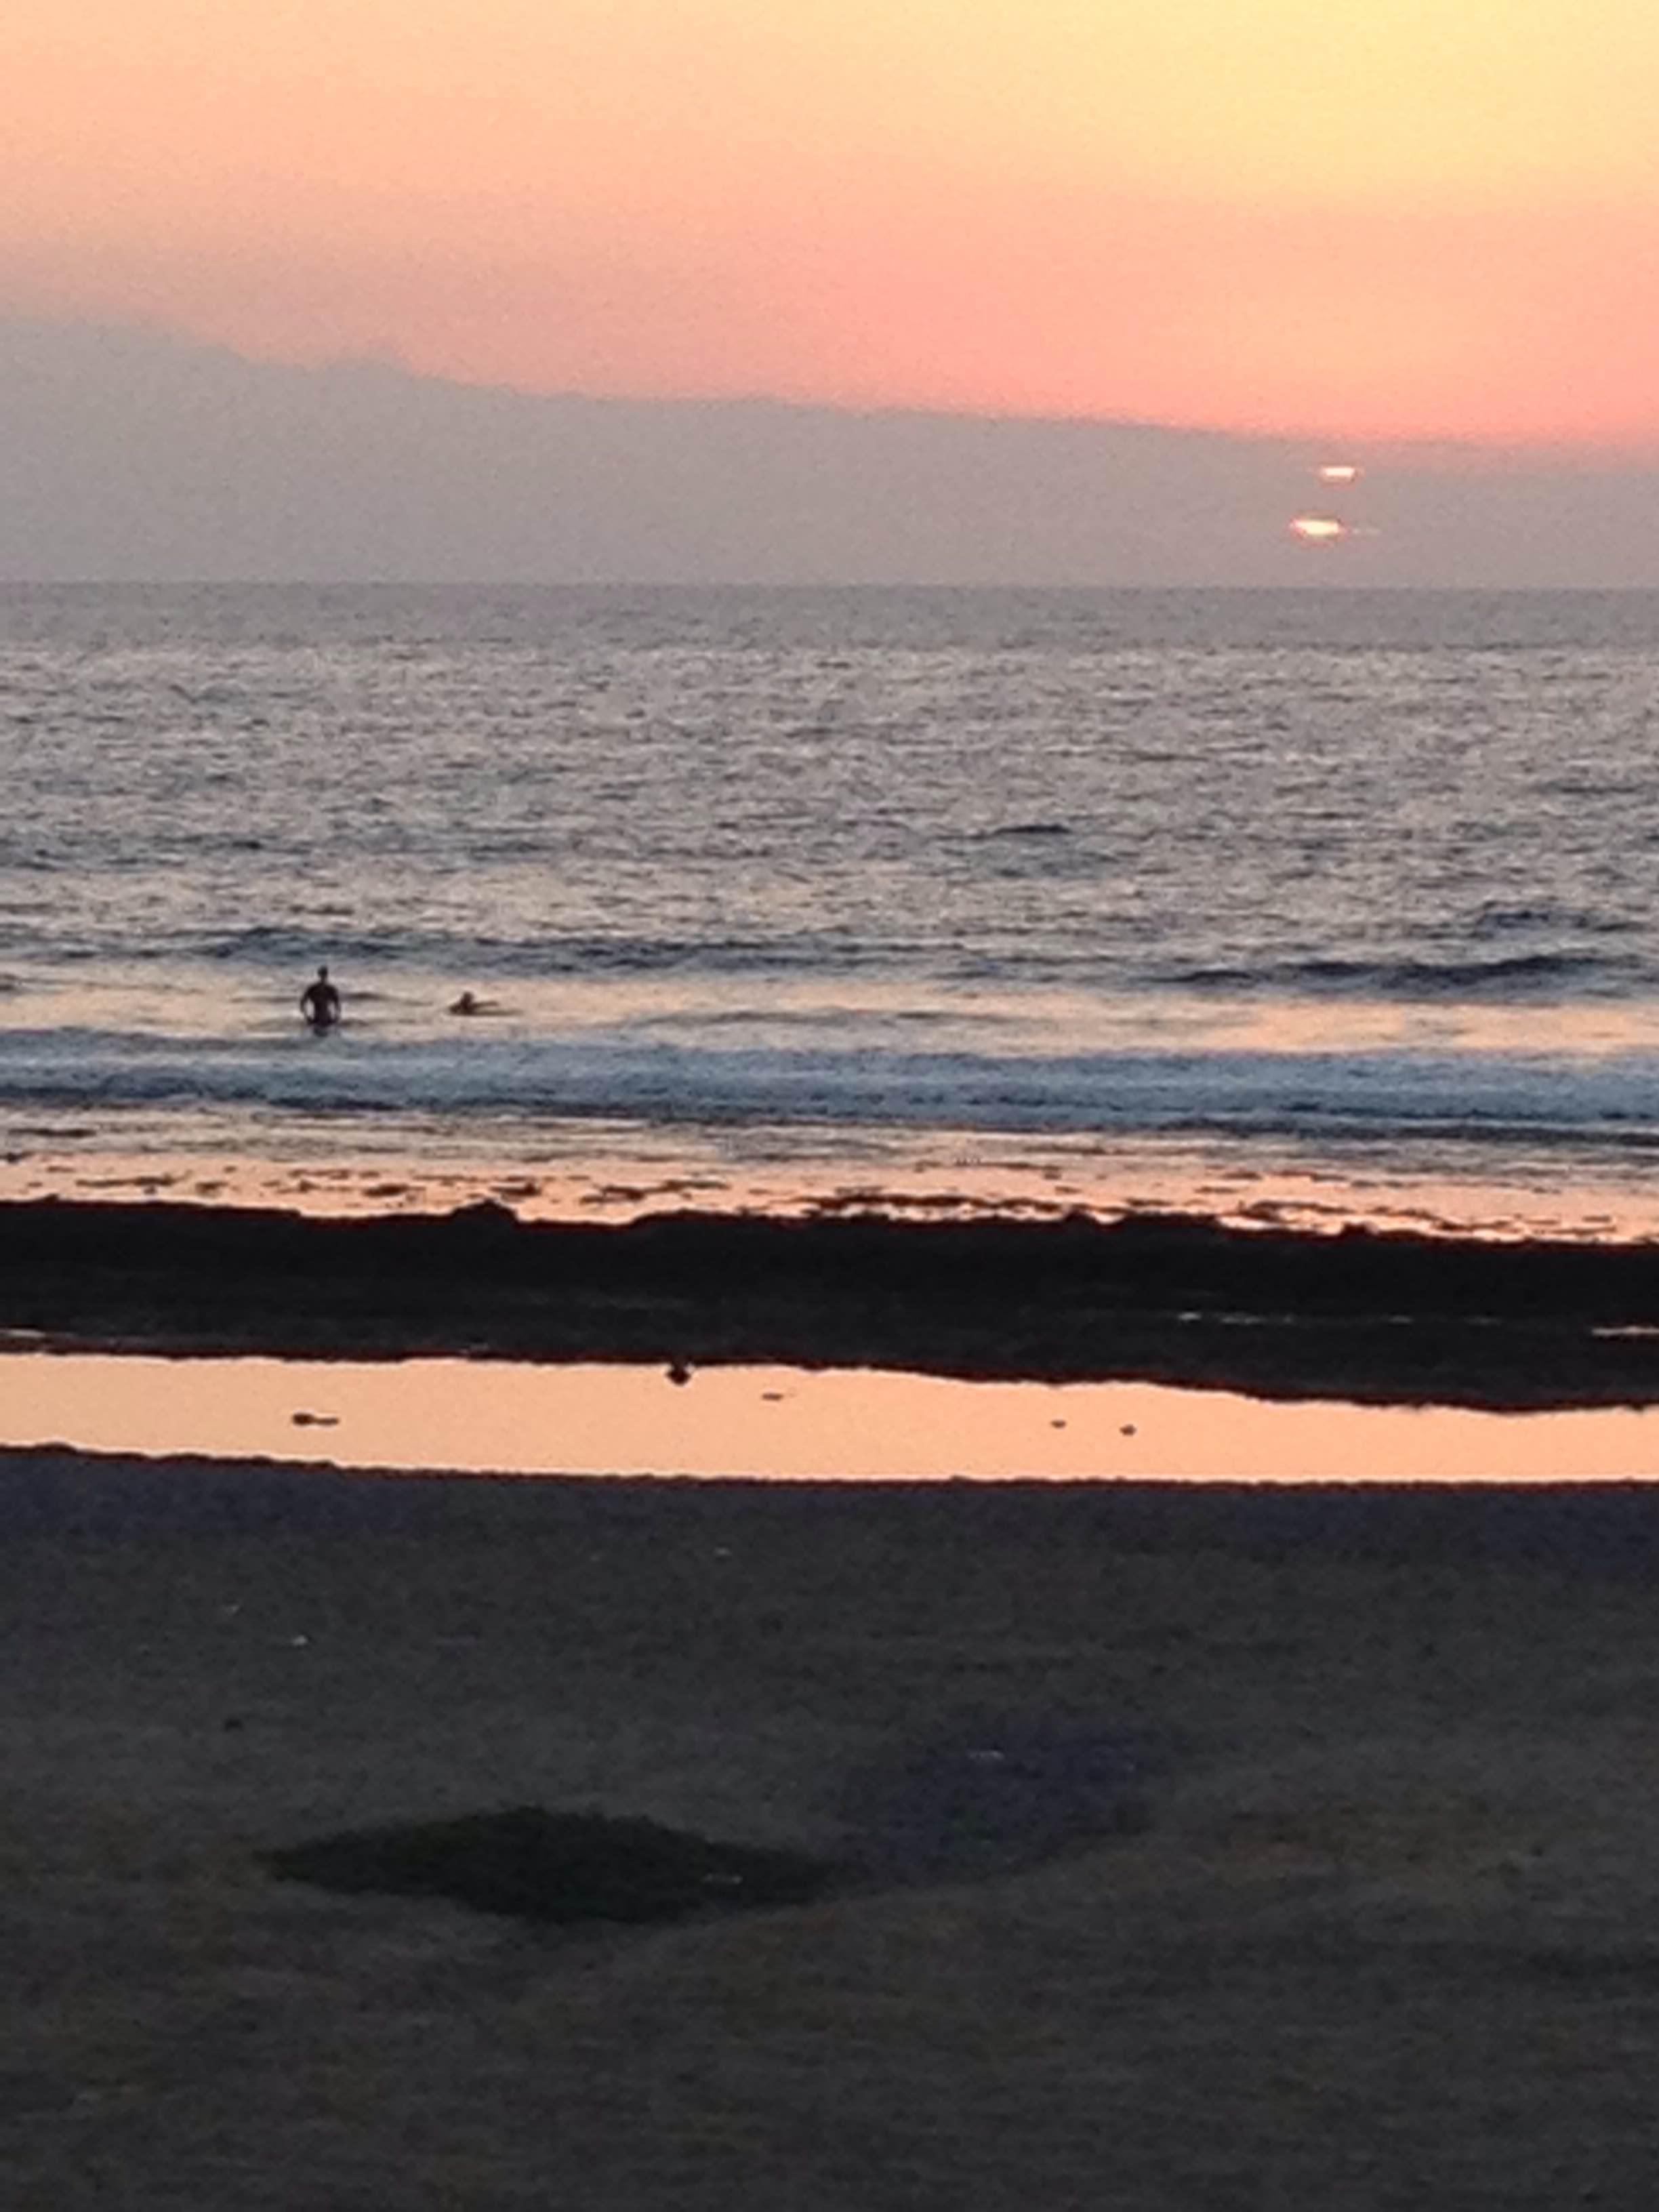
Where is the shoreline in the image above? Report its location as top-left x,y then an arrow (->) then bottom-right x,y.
12,1114 -> 1659,1249
5,1194 -> 1659,1408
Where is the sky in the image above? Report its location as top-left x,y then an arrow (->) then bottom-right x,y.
5,0 -> 1658,451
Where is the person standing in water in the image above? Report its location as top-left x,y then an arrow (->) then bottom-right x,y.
300,964 -> 341,1029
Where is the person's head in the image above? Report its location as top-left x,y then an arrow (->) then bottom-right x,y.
316,964 -> 329,981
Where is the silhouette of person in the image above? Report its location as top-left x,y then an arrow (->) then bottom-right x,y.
300,964 -> 341,1029
449,989 -> 504,1016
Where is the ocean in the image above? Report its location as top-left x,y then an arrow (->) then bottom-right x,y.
3,581 -> 1658,1237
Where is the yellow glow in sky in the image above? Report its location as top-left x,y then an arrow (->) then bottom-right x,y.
4,0 -> 1658,444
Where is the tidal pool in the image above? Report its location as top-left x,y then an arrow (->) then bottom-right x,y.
3,1351 -> 1659,1482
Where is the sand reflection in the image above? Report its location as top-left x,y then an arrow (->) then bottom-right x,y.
6,1353 -> 1659,1483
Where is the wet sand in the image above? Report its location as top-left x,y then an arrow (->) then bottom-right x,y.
9,1454 -> 1659,2207
6,1195 -> 1659,1406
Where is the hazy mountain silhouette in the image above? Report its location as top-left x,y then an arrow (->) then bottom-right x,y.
2,316 -> 1656,586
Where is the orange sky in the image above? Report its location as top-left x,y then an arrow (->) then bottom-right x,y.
4,0 -> 1656,447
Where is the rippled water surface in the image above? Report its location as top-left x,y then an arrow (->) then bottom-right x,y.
3,584 -> 1658,1231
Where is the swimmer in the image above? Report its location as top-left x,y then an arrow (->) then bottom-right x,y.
449,990 -> 505,1017
300,964 -> 341,1029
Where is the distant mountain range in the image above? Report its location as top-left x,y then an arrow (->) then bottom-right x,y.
1,316 -> 1656,586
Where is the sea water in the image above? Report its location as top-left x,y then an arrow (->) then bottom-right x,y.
3,582 -> 1658,1235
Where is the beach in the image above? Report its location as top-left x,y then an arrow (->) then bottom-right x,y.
5,1162 -> 1659,2209
7,1452 -> 1659,2207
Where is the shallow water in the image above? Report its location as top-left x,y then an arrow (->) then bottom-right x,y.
8,1353 -> 1659,1483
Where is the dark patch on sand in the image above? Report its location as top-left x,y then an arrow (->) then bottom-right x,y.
266,1805 -> 840,1925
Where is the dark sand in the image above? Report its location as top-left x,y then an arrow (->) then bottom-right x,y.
7,1197 -> 1659,1404
9,1453 -> 1659,2207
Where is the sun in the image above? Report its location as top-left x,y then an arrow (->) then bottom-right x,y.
1289,516 -> 1348,544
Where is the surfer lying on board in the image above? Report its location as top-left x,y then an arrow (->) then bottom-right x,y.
449,990 -> 506,1016
300,965 -> 341,1029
